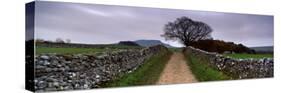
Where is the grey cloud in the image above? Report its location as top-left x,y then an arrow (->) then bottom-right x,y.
34,1 -> 273,47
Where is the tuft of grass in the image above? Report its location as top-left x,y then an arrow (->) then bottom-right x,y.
224,53 -> 273,59
102,50 -> 172,87
185,54 -> 231,81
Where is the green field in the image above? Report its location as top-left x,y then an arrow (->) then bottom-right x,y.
36,47 -> 115,54
168,48 -> 182,52
102,50 -> 172,87
185,54 -> 231,81
35,43 -> 144,54
224,53 -> 273,59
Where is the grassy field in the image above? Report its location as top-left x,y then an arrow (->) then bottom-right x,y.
168,48 -> 182,52
102,50 -> 172,87
36,47 -> 113,54
185,54 -> 231,81
36,44 -> 143,54
224,53 -> 273,59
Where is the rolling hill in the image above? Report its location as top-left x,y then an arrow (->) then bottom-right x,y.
250,46 -> 273,53
134,40 -> 174,48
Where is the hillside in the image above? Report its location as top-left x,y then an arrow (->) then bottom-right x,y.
190,40 -> 255,54
118,41 -> 140,46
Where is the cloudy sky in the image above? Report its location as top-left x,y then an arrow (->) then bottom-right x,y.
33,1 -> 273,47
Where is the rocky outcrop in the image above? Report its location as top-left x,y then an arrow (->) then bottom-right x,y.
184,46 -> 273,79
34,45 -> 168,91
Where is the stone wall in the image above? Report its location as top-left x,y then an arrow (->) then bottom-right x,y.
34,45 -> 168,91
184,46 -> 273,79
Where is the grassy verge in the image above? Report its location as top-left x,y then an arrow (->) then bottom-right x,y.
102,50 -> 172,87
185,53 -> 231,81
224,53 -> 273,59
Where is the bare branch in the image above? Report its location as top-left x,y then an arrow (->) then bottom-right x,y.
161,16 -> 213,46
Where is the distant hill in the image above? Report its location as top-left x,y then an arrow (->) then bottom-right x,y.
134,40 -> 174,48
250,46 -> 273,53
118,41 -> 140,46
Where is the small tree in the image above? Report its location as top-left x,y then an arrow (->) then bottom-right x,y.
161,16 -> 213,46
35,38 -> 45,43
66,39 -> 71,43
55,38 -> 65,43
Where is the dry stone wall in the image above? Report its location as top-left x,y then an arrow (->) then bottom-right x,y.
184,46 -> 273,79
34,45 -> 168,91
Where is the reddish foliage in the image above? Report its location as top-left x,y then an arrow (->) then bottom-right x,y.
190,40 -> 255,54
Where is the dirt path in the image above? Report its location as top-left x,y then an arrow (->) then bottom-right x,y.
157,52 -> 197,84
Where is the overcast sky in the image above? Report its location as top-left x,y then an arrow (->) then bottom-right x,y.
33,1 -> 273,47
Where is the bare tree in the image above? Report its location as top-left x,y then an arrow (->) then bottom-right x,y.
35,38 -> 45,43
161,16 -> 213,46
55,38 -> 65,43
66,39 -> 71,43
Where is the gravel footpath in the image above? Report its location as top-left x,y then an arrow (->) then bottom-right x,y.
157,52 -> 197,84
